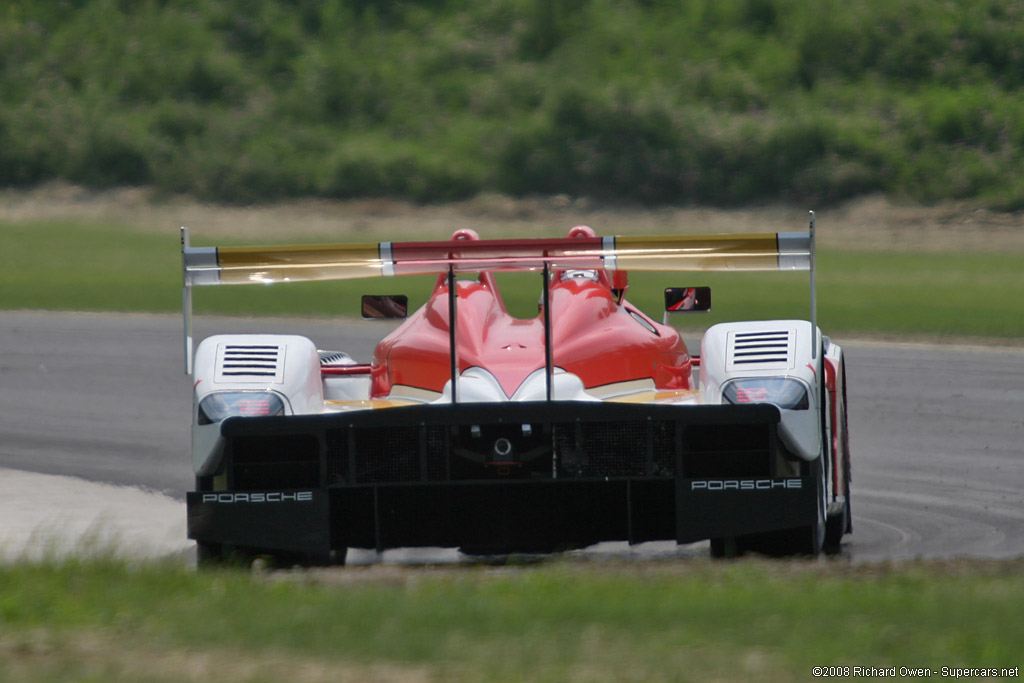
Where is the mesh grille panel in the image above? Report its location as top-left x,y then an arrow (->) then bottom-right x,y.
424,426 -> 448,480
325,430 -> 349,484
554,420 -> 676,478
354,427 -> 422,483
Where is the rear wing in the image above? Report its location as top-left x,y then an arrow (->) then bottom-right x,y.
182,213 -> 818,374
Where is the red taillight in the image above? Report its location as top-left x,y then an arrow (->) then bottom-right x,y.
734,387 -> 769,403
197,392 -> 286,425
722,378 -> 809,410
238,398 -> 272,416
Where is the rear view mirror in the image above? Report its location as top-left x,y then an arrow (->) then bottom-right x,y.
361,295 -> 409,319
664,287 -> 711,313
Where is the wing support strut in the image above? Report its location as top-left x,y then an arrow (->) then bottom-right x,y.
447,265 -> 458,404
542,262 -> 554,402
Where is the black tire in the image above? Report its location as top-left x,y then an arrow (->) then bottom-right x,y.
196,540 -> 224,566
195,542 -> 253,568
196,543 -> 347,569
739,453 -> 827,558
824,499 -> 849,553
709,537 -> 743,559
824,358 -> 852,552
800,458 -> 828,556
260,548 -> 348,568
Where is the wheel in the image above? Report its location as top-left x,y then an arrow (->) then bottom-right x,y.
709,537 -> 743,558
196,543 -> 347,569
194,542 -> 253,568
256,548 -> 348,569
740,454 -> 827,557
798,458 -> 827,556
824,358 -> 852,552
196,540 -> 224,566
824,497 -> 849,553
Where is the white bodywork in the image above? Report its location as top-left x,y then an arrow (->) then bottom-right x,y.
192,334 -> 323,476
700,320 -> 825,462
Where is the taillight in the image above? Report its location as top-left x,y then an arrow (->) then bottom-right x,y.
722,378 -> 809,410
735,386 -> 768,403
197,392 -> 286,425
237,397 -> 273,416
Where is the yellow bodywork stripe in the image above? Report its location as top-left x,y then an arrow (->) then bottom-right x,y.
216,244 -> 384,284
323,398 -> 421,409
605,389 -> 702,404
612,234 -> 783,271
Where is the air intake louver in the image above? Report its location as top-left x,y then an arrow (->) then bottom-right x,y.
727,330 -> 793,370
215,344 -> 284,383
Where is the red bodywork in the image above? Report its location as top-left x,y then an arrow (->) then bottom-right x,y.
370,230 -> 692,399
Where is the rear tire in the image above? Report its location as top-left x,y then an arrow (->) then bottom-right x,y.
196,541 -> 224,566
741,455 -> 826,557
824,499 -> 849,553
709,537 -> 742,558
824,358 -> 852,552
195,543 -> 347,569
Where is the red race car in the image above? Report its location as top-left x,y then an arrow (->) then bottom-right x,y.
182,215 -> 851,566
